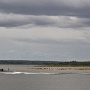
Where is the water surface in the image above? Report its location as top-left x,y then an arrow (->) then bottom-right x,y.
0,71 -> 90,90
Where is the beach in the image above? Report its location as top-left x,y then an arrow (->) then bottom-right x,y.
0,65 -> 90,72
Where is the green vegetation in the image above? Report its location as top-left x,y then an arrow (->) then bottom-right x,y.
0,60 -> 90,67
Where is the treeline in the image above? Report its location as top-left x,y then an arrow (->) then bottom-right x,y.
0,60 -> 57,65
56,61 -> 90,67
0,60 -> 90,66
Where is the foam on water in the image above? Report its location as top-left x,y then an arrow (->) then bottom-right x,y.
0,71 -> 90,75
0,71 -> 56,75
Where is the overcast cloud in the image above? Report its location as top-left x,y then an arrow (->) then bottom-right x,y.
0,0 -> 90,17
0,0 -> 90,61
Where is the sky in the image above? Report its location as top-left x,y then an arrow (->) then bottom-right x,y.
0,0 -> 90,61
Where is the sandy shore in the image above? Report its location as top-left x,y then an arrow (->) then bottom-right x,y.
0,65 -> 90,72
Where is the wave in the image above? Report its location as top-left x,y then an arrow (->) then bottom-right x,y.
0,71 -> 90,75
0,71 -> 56,75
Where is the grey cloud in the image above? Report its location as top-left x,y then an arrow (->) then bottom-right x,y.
0,0 -> 90,18
0,36 -> 90,61
12,37 -> 89,45
0,13 -> 56,27
0,13 -> 90,28
12,38 -> 62,44
0,0 -> 90,28
1,0 -> 90,61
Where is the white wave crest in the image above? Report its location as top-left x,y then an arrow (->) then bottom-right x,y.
0,71 -> 55,75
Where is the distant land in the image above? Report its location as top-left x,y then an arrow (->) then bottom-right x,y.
0,60 -> 90,67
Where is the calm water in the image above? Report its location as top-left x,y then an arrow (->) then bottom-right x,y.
0,72 -> 90,90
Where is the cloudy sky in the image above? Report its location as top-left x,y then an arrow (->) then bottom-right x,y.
0,0 -> 90,61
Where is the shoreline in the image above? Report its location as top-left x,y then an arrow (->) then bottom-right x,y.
0,65 -> 90,72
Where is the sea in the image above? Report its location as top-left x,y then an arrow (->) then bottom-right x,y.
0,71 -> 90,90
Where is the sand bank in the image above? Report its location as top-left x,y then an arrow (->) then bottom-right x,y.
0,65 -> 90,72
